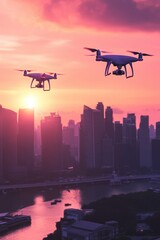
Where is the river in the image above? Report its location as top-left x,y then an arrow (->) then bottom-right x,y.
0,180 -> 152,240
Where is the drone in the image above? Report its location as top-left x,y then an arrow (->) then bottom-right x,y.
17,69 -> 62,91
84,47 -> 152,78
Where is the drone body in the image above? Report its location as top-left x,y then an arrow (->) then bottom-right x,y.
18,70 -> 60,91
84,47 -> 152,78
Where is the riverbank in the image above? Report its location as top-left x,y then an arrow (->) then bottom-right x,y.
0,180 -> 152,240
44,189 -> 160,239
83,189 -> 160,235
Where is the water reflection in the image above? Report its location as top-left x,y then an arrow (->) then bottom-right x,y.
34,195 -> 44,204
0,181 -> 151,240
61,189 -> 81,209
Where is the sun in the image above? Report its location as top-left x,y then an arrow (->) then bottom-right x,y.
24,95 -> 36,109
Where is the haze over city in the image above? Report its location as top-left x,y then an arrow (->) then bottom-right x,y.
1,1 -> 160,239
0,0 -> 160,126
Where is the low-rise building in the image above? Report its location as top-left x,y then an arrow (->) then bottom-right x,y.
63,220 -> 114,240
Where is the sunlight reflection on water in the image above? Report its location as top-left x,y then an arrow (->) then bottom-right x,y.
0,181 -> 151,240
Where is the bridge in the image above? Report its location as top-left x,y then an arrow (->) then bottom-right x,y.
0,174 -> 158,192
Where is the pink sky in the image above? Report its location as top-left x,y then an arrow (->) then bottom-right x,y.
0,0 -> 160,126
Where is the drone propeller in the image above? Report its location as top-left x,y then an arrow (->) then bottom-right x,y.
85,54 -> 95,56
16,69 -> 34,72
46,72 -> 63,75
127,51 -> 153,56
84,47 -> 98,52
84,47 -> 109,53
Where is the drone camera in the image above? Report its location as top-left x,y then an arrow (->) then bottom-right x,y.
113,69 -> 125,76
36,83 -> 44,88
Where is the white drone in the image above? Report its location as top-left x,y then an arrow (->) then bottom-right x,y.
17,69 -> 62,91
84,47 -> 152,78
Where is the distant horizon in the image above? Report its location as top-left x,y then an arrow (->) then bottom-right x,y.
1,102 -> 159,128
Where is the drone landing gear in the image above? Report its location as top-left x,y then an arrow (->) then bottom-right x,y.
43,80 -> 51,91
30,79 -> 51,91
124,63 -> 134,78
104,61 -> 112,76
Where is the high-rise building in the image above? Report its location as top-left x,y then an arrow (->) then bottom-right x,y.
96,102 -> 105,133
102,136 -> 114,170
114,121 -> 123,175
123,113 -> 136,144
0,106 -> 17,181
0,107 -> 3,182
138,115 -> 151,169
156,122 -> 160,139
17,108 -> 34,175
121,113 -> 138,173
41,113 -> 62,173
152,139 -> 160,171
80,105 -> 104,170
114,121 -> 122,144
101,106 -> 114,171
149,124 -> 155,139
105,106 -> 114,140
63,120 -> 79,163
96,102 -> 104,119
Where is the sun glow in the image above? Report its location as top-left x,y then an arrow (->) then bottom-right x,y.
24,95 -> 36,109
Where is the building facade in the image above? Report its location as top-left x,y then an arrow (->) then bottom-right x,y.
41,113 -> 63,174
17,108 -> 34,175
138,115 -> 151,169
0,106 -> 17,181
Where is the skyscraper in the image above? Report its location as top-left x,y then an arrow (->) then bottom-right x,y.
80,105 -> 104,170
105,106 -> 114,140
17,108 -> 34,175
41,113 -> 62,174
156,122 -> 160,139
96,102 -> 105,134
138,115 -> 151,169
123,113 -> 136,144
0,106 -> 17,181
0,106 -> 3,182
114,121 -> 123,175
63,120 -> 79,163
152,139 -> 160,171
96,102 -> 104,120
114,121 -> 123,144
122,113 -> 138,173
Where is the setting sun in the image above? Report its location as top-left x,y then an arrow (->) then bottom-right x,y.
24,95 -> 36,109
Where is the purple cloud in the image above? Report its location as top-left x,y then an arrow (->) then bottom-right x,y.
37,0 -> 160,31
113,107 -> 124,114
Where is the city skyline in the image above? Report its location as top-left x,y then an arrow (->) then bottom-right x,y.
0,102 -> 160,128
0,1 -> 160,126
0,101 -> 160,184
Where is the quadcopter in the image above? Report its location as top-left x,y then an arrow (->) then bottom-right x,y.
84,47 -> 152,78
17,69 -> 62,91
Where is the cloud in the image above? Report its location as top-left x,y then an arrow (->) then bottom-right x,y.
25,0 -> 160,32
80,0 -> 159,31
113,107 -> 124,114
0,35 -> 21,51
